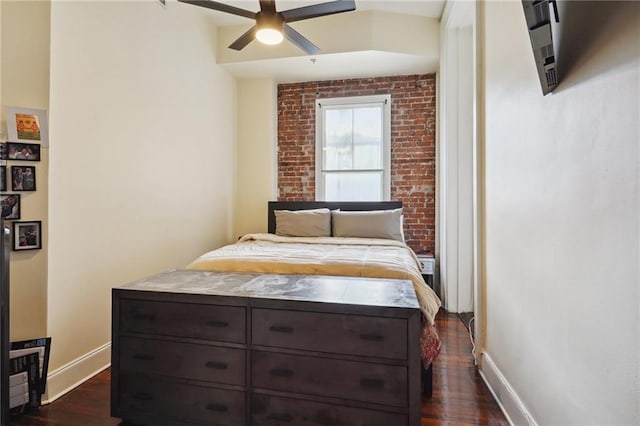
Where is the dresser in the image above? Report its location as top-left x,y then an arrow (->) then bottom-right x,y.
111,270 -> 422,425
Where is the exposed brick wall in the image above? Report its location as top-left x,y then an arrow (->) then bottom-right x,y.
277,74 -> 436,254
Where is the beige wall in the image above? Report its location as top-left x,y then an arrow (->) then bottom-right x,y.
46,0 -> 236,398
234,78 -> 277,237
0,0 -> 51,340
481,2 -> 639,424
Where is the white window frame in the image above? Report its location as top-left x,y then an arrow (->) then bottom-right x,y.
315,94 -> 391,201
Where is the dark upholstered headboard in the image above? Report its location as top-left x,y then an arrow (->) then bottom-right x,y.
267,201 -> 403,234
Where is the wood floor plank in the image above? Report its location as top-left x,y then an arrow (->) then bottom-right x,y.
10,311 -> 508,425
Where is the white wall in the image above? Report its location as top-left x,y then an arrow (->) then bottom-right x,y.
47,0 -> 236,399
234,78 -> 276,238
481,2 -> 639,424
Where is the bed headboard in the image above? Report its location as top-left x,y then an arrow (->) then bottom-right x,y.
267,201 -> 403,234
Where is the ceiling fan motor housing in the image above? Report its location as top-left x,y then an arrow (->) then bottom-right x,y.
257,10 -> 284,32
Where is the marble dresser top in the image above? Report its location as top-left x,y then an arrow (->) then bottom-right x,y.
116,269 -> 419,310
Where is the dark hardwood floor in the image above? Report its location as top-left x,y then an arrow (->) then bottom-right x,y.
422,313 -> 507,425
10,312 -> 507,425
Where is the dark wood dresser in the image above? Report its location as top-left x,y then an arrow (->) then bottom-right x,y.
111,270 -> 422,425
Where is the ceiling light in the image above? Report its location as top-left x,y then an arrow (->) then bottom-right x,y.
255,12 -> 284,45
256,28 -> 283,45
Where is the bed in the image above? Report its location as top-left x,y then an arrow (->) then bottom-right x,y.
188,201 -> 442,394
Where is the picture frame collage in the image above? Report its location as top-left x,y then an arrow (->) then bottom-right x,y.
1,106 -> 47,251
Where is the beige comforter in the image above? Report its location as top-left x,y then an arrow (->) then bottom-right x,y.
187,233 -> 441,324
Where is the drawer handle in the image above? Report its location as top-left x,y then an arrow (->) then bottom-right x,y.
269,325 -> 293,333
206,320 -> 229,328
359,377 -> 385,389
133,313 -> 155,321
133,392 -> 153,401
269,368 -> 294,378
267,413 -> 293,422
205,403 -> 228,412
133,353 -> 155,361
359,333 -> 384,342
205,361 -> 228,370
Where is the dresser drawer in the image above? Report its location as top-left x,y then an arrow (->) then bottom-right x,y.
120,299 -> 245,343
252,351 -> 407,407
252,308 -> 407,359
119,373 -> 245,426
120,337 -> 245,385
252,393 -> 407,426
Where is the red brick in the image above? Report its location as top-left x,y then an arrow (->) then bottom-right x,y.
277,74 -> 436,253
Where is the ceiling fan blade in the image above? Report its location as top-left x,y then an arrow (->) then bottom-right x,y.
283,24 -> 320,55
229,25 -> 257,50
280,0 -> 355,23
178,0 -> 256,20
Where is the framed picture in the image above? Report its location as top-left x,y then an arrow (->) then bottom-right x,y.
0,194 -> 20,220
13,221 -> 42,251
7,142 -> 40,161
4,106 -> 49,147
11,166 -> 36,191
0,166 -> 5,192
0,144 -> 6,166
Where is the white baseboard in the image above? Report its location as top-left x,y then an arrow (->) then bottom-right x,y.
479,352 -> 537,426
42,342 -> 111,404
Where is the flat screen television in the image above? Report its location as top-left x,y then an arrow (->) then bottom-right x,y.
522,0 -> 561,95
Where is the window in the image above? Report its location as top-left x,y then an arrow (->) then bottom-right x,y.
315,94 -> 391,201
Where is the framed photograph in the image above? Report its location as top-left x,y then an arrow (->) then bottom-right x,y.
5,106 -> 49,147
0,166 -> 5,192
0,194 -> 20,220
7,142 -> 40,162
13,221 -> 42,251
11,166 -> 36,191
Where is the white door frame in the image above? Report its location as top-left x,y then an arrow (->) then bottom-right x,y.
438,0 -> 483,359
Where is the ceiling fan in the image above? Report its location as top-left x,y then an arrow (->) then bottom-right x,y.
178,0 -> 356,55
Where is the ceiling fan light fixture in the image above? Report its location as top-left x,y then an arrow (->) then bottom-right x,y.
256,12 -> 284,45
256,27 -> 283,45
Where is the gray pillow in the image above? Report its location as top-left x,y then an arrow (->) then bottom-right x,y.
331,208 -> 404,242
275,208 -> 331,237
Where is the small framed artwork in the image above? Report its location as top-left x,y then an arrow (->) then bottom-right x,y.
0,194 -> 20,220
7,142 -> 40,161
11,166 -> 36,191
5,106 -> 49,147
13,221 -> 42,251
0,166 -> 5,192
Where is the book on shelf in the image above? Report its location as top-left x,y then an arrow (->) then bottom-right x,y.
8,351 -> 40,408
8,337 -> 52,409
